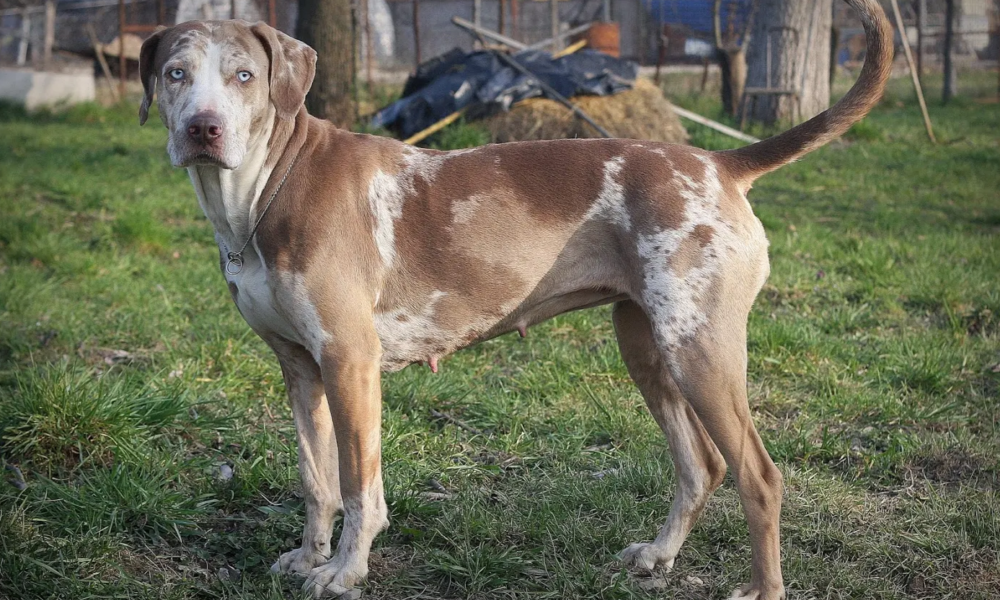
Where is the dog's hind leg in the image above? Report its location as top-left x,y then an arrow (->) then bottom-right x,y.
613,300 -> 727,571
646,261 -> 784,599
269,340 -> 343,576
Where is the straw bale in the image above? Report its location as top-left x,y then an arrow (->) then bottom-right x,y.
481,78 -> 688,144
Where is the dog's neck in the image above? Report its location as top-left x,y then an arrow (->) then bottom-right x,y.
187,107 -> 294,260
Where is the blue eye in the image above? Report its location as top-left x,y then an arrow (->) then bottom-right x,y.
236,70 -> 252,83
168,68 -> 185,80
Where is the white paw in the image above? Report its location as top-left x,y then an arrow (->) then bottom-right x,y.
620,542 -> 676,571
302,556 -> 368,599
270,547 -> 329,576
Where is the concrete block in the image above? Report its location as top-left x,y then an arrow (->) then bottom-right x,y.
0,67 -> 95,110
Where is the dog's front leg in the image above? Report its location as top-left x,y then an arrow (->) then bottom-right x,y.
303,335 -> 389,598
269,340 -> 343,576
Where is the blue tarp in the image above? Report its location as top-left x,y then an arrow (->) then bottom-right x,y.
371,47 -> 639,140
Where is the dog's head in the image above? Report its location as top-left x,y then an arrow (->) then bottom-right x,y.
138,20 -> 316,169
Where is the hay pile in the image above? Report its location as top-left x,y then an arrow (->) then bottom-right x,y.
481,78 -> 688,144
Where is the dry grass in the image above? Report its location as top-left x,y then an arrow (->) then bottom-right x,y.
482,78 -> 689,144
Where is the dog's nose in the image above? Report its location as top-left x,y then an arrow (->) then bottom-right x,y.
186,113 -> 223,145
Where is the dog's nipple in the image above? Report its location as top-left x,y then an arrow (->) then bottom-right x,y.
517,324 -> 528,338
429,356 -> 439,373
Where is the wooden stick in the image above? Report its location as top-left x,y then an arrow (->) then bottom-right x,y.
402,41 -> 589,146
88,24 -> 120,103
553,39 -> 587,58
430,409 -> 482,435
671,105 -> 760,144
404,109 -> 465,145
524,23 -> 593,52
889,0 -> 936,143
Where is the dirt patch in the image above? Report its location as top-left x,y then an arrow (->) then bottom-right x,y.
905,448 -> 996,487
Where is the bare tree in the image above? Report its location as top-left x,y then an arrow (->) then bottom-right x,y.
297,0 -> 356,127
744,0 -> 833,125
713,0 -> 756,116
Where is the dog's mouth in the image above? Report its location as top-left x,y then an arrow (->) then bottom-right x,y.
189,151 -> 227,166
174,150 -> 235,169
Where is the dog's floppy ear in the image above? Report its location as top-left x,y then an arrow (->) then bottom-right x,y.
138,28 -> 167,126
250,22 -> 317,119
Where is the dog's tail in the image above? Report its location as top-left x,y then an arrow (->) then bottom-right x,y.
715,0 -> 893,184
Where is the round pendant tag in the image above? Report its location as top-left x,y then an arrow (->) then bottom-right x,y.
226,254 -> 243,275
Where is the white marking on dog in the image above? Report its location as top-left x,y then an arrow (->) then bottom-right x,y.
584,156 -> 631,231
636,155 -> 759,350
452,193 -> 486,225
367,169 -> 406,268
373,291 -> 448,370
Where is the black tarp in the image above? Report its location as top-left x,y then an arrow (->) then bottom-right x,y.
371,48 -> 639,139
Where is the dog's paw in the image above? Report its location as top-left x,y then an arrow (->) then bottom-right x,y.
620,542 -> 676,571
302,556 -> 367,599
270,547 -> 329,576
729,583 -> 786,600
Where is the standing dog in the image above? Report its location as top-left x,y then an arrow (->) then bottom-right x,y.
138,1 -> 891,597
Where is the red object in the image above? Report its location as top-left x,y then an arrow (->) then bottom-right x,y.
581,22 -> 620,57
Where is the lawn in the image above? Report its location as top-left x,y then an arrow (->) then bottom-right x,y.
1,72 -> 998,600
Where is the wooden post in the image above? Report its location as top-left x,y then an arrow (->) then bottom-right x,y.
943,0 -> 956,102
268,0 -> 276,27
499,0 -> 506,37
916,0 -> 926,77
88,24 -> 120,103
118,0 -> 126,99
231,0 -> 237,20
413,0 -> 421,67
550,0 -> 559,52
43,0 -> 55,68
511,0 -> 519,41
17,9 -> 30,66
363,0 -> 373,95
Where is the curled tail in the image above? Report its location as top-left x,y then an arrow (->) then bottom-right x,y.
716,0 -> 894,184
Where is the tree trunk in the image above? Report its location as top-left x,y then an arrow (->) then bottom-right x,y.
744,0 -> 832,125
297,0 -> 356,127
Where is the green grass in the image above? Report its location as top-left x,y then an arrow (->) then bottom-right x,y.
1,71 -> 999,599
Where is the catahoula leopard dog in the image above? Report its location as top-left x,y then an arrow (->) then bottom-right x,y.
138,1 -> 891,597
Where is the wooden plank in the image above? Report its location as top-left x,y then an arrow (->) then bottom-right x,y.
43,0 -> 54,68
671,105 -> 760,144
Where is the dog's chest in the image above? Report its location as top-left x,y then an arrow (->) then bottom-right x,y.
225,259 -> 327,354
